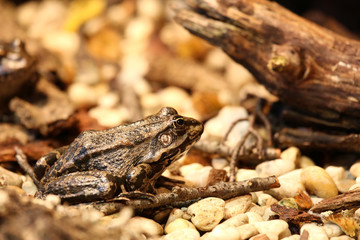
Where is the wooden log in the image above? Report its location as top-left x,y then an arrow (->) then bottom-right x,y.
171,0 -> 360,128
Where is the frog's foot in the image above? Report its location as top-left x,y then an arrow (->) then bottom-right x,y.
114,191 -> 157,202
155,176 -> 185,190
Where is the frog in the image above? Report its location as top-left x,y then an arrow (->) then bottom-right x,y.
26,107 -> 203,204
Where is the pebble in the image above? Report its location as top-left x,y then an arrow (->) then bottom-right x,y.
237,223 -> 260,239
165,218 -> 196,234
88,107 -> 128,127
322,223 -> 343,238
236,169 -> 259,181
298,156 -> 315,168
267,169 -> 305,199
163,229 -> 200,240
183,166 -> 212,187
262,208 -> 276,221
21,179 -> 37,196
256,159 -> 295,177
330,236 -> 356,240
301,223 -> 329,240
257,193 -> 278,207
211,158 -> 229,169
254,219 -> 289,240
214,213 -> 248,229
202,106 -> 249,147
247,203 -> 265,216
127,216 -> 163,237
0,166 -> 23,187
165,208 -> 184,227
280,147 -> 300,164
201,226 -> 243,240
325,166 -> 346,183
246,212 -> 264,224
336,179 -> 356,193
350,162 -> 360,177
302,166 -> 338,198
187,197 -> 225,231
224,195 -> 252,219
282,235 -> 300,240
179,163 -> 204,177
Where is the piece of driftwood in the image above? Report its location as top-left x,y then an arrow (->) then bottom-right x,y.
171,0 -> 360,150
311,189 -> 360,213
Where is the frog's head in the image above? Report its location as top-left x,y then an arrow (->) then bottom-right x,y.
141,107 -> 203,167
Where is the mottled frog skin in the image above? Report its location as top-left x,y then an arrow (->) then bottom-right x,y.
34,107 -> 203,203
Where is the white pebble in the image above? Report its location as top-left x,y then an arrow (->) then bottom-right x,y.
262,207 -> 277,221
322,223 -> 343,238
165,208 -> 185,227
212,158 -> 229,169
224,195 -> 252,219
298,156 -> 315,168
237,223 -> 259,239
236,169 -> 259,181
89,107 -> 127,127
282,235 -> 300,240
256,158 -> 295,177
254,219 -> 289,240
280,147 -> 301,164
267,169 -> 305,199
183,166 -> 212,187
257,193 -> 278,207
246,212 -> 264,224
187,197 -> 225,231
301,223 -> 329,240
127,216 -> 163,237
330,235 -> 356,240
21,180 -> 37,196
163,228 -> 200,240
325,166 -> 346,182
203,106 -> 249,147
350,162 -> 360,178
201,226 -> 242,240
180,163 -> 204,177
0,166 -> 23,187
165,218 -> 196,234
213,213 -> 248,230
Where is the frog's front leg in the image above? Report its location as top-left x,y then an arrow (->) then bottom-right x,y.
42,171 -> 119,203
34,146 -> 68,180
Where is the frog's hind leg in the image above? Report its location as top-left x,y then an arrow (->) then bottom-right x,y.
43,171 -> 118,204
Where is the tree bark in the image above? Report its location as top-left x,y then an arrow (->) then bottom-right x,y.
171,0 -> 360,136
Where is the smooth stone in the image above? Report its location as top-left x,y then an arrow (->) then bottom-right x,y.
21,180 -> 37,196
202,106 -> 249,147
337,179 -> 356,193
211,158 -> 229,169
163,228 -> 200,240
237,223 -> 260,239
282,235 -> 300,240
254,219 -> 289,240
165,218 -> 196,234
280,147 -> 300,164
350,162 -> 360,178
224,195 -> 252,219
301,223 -> 329,240
246,212 -> 264,224
179,163 -> 204,177
262,207 -> 277,221
302,166 -> 338,198
267,169 -> 305,199
322,223 -> 343,238
201,226 -> 243,240
165,208 -> 184,227
298,156 -> 315,168
187,197 -> 225,231
247,203 -> 265,216
213,213 -> 248,230
256,159 -> 295,177
257,193 -> 278,207
183,166 -> 212,188
89,107 -> 127,127
330,236 -> 356,240
127,216 -> 163,237
325,166 -> 346,182
0,166 -> 23,187
236,169 -> 259,181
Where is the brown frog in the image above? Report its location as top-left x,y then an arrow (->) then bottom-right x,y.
27,107 -> 203,203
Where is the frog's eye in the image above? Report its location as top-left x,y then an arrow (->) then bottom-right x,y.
173,117 -> 184,128
160,133 -> 172,146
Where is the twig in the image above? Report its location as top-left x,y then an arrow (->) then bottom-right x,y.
311,189 -> 360,213
14,146 -> 40,186
89,176 -> 280,214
